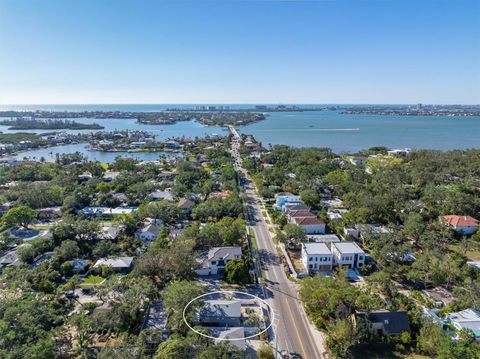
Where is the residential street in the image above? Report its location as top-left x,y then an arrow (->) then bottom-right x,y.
229,129 -> 325,359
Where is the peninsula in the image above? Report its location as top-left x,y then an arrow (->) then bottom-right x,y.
0,118 -> 104,130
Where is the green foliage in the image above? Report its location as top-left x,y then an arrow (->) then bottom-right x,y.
325,318 -> 360,358
163,280 -> 205,332
192,195 -> 243,221
257,343 -> 275,359
225,258 -> 250,284
2,205 -> 35,229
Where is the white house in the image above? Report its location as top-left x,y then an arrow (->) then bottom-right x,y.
195,246 -> 242,276
292,217 -> 326,234
301,242 -> 333,271
275,192 -> 302,211
331,241 -> 365,268
135,223 -> 162,241
440,215 -> 479,235
445,309 -> 480,342
93,257 -> 134,272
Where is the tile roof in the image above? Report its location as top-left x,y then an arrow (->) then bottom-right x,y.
440,215 -> 479,227
294,217 -> 325,225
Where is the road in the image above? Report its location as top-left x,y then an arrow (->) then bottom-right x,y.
229,129 -> 324,359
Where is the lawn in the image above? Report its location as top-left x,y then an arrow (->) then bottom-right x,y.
80,275 -> 105,287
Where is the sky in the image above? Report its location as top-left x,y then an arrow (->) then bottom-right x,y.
0,0 -> 479,105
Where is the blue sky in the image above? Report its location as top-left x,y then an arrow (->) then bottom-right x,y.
0,0 -> 479,104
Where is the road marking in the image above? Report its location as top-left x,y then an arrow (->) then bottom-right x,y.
285,297 -> 308,359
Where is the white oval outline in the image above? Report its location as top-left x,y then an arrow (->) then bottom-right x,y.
182,290 -> 274,341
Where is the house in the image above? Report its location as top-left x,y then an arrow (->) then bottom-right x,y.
177,198 -> 195,214
445,309 -> 480,342
198,300 -> 242,327
301,242 -> 333,272
135,223 -> 162,241
0,202 -> 12,216
98,225 -> 124,240
287,210 -> 317,223
149,190 -> 174,201
356,311 -> 411,336
320,197 -> 344,209
440,215 -> 479,235
0,249 -> 20,269
284,203 -> 310,213
31,251 -> 54,268
195,246 -> 242,276
327,211 -> 343,220
331,241 -> 365,268
35,206 -> 62,220
102,171 -> 120,182
349,157 -> 366,166
422,287 -> 456,308
142,302 -> 170,340
387,148 -> 411,157
213,327 -> 246,351
93,256 -> 134,272
275,193 -> 302,211
292,217 -> 326,234
308,234 -> 341,244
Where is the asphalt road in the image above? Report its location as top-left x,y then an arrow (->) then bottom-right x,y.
230,132 -> 324,359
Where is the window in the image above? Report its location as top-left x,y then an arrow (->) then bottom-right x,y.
309,257 -> 313,261
359,256 -> 363,260
309,264 -> 313,269
211,261 -> 216,265
315,257 -> 318,262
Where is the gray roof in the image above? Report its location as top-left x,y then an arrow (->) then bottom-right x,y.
208,246 -> 242,261
332,241 -> 365,254
366,311 -> 411,334
201,300 -> 241,319
302,242 -> 332,255
138,223 -> 162,236
93,256 -> 133,269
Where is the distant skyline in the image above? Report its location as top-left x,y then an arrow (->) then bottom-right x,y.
0,0 -> 479,105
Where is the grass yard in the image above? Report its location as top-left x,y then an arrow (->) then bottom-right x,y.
80,275 -> 105,287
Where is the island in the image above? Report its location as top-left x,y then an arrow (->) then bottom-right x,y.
0,118 -> 104,130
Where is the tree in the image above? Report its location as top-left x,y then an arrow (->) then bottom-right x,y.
93,240 -> 117,258
2,205 -> 35,229
276,224 -> 306,249
257,343 -> 275,359
198,342 -> 243,359
54,240 -> 80,261
325,319 -> 359,358
300,189 -> 320,208
163,280 -> 205,332
225,258 -> 250,284
154,336 -> 190,359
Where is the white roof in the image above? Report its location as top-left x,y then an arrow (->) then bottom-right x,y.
208,246 -> 242,261
302,242 -> 332,255
214,327 -> 246,350
202,300 -> 241,318
93,257 -> 133,269
332,241 -> 365,254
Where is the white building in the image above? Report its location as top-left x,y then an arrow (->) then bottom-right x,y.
301,242 -> 333,271
331,241 -> 365,268
445,309 -> 480,342
135,223 -> 162,241
195,246 -> 242,276
292,216 -> 326,234
440,215 -> 479,235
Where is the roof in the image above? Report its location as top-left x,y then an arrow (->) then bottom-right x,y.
289,210 -> 317,218
284,203 -> 310,212
440,215 -> 479,227
93,257 -> 133,269
201,300 -> 241,318
208,246 -> 242,261
143,302 -> 169,332
332,241 -> 365,254
138,223 -> 162,235
302,242 -> 332,255
214,327 -> 246,350
294,217 -> 325,225
178,198 -> 195,209
150,190 -> 174,201
207,190 -> 232,200
446,309 -> 480,337
309,234 -> 340,243
365,311 -> 411,334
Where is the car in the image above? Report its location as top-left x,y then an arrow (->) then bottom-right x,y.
62,290 -> 78,299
